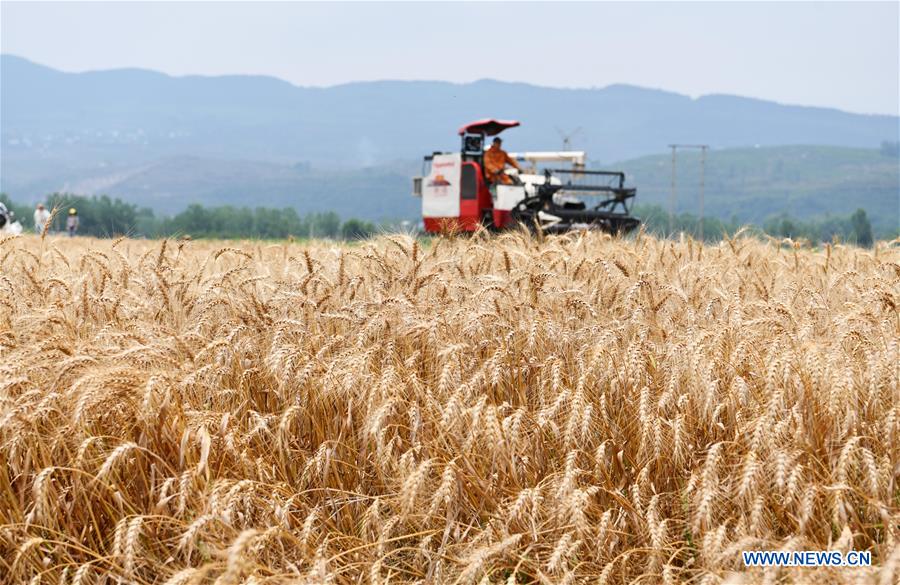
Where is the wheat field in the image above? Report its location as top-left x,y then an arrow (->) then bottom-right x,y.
1,230 -> 898,584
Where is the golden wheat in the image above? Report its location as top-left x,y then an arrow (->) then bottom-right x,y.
0,231 -> 898,584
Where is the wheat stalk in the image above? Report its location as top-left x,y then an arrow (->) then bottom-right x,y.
1,232 -> 896,583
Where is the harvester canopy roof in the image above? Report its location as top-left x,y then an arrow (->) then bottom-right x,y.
458,119 -> 520,136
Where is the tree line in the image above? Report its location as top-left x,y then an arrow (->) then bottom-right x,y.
1,193 -> 885,246
1,193 -> 379,240
633,204 -> 880,247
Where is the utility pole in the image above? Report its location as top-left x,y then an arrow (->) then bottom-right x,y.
669,145 -> 677,235
699,145 -> 707,241
668,144 -> 709,239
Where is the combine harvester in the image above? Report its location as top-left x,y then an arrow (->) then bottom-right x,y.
412,119 -> 640,234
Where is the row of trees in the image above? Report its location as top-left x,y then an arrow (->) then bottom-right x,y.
761,209 -> 875,247
1,193 -> 884,246
1,193 -> 378,240
633,204 -> 880,246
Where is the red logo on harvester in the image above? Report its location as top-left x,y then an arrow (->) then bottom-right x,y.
428,174 -> 451,187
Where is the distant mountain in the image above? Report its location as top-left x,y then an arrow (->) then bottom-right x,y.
2,55 -> 897,227
3,54 -> 897,167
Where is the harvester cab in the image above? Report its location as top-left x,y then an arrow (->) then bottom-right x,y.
412,119 -> 640,234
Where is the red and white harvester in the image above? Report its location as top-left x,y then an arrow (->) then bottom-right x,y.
412,119 -> 640,234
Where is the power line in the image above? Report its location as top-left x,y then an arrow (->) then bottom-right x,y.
668,144 -> 709,239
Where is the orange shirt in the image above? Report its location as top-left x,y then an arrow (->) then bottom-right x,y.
483,146 -> 519,179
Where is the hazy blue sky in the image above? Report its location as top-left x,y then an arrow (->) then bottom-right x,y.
2,1 -> 898,115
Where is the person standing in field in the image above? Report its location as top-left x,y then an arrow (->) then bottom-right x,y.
33,203 -> 50,234
66,208 -> 79,237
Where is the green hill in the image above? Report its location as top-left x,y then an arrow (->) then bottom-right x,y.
3,54 -> 897,169
2,145 -> 897,235
615,145 -> 899,234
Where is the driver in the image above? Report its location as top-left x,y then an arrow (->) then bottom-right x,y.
483,137 -> 521,184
